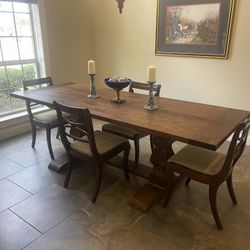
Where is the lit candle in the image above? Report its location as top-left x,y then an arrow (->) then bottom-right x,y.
88,60 -> 96,75
147,65 -> 156,82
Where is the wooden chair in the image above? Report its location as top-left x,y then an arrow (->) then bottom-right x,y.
163,118 -> 250,230
102,81 -> 161,167
54,101 -> 131,203
23,77 -> 59,160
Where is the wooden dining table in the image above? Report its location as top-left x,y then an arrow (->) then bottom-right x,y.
11,82 -> 250,211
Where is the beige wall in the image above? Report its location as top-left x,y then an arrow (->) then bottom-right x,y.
39,0 -> 250,109
39,0 -> 94,84
92,0 -> 250,110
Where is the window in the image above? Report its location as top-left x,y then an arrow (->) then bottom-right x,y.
0,0 -> 44,116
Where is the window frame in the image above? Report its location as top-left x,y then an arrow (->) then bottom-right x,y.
0,0 -> 44,118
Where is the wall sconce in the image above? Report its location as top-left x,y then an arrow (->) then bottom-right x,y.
116,0 -> 126,14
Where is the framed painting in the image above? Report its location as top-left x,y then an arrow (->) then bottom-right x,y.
155,0 -> 235,58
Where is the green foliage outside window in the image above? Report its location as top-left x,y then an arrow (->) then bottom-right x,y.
0,64 -> 36,114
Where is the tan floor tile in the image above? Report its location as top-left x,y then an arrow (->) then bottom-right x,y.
0,155 -> 24,179
0,210 -> 41,250
24,218 -> 107,250
200,208 -> 250,250
70,186 -> 142,236
136,203 -> 212,250
10,184 -> 87,233
0,179 -> 31,212
0,124 -> 250,250
106,226 -> 179,250
8,160 -> 64,194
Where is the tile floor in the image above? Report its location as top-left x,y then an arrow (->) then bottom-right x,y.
0,121 -> 250,250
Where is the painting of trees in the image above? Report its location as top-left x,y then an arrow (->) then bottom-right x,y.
164,3 -> 220,45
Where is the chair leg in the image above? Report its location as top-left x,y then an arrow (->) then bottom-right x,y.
209,185 -> 223,230
122,145 -> 130,181
227,173 -> 237,204
185,178 -> 191,186
64,157 -> 73,188
91,162 -> 103,204
134,139 -> 140,167
46,128 -> 54,160
150,134 -> 154,152
31,124 -> 36,148
56,128 -> 60,139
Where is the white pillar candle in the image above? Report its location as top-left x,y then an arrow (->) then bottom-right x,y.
147,65 -> 156,82
88,60 -> 96,75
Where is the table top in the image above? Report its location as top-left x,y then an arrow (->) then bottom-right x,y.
11,82 -> 250,150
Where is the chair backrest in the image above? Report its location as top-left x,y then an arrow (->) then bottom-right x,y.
53,101 -> 98,157
22,77 -> 53,118
129,81 -> 161,96
220,117 -> 250,178
22,77 -> 53,90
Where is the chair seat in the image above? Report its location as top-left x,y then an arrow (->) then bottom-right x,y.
33,110 -> 59,127
70,130 -> 128,156
102,123 -> 147,140
169,145 -> 225,176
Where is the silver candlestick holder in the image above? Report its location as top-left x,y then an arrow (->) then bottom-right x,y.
88,74 -> 100,98
144,81 -> 158,111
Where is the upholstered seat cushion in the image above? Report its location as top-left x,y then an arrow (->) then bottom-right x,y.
102,123 -> 146,139
168,145 -> 225,176
70,130 -> 128,156
33,110 -> 59,126
34,110 -> 71,127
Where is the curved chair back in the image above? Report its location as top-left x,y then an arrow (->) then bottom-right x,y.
220,118 -> 250,178
22,77 -> 53,118
23,76 -> 53,90
129,81 -> 161,96
53,101 -> 98,157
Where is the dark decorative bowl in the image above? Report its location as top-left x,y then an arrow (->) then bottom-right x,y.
105,77 -> 132,103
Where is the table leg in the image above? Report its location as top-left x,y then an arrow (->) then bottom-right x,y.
48,153 -> 68,172
128,136 -> 175,212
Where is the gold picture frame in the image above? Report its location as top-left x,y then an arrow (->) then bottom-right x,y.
155,0 -> 235,58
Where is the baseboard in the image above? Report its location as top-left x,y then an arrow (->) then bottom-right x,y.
0,108 -> 50,141
0,117 -> 31,141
